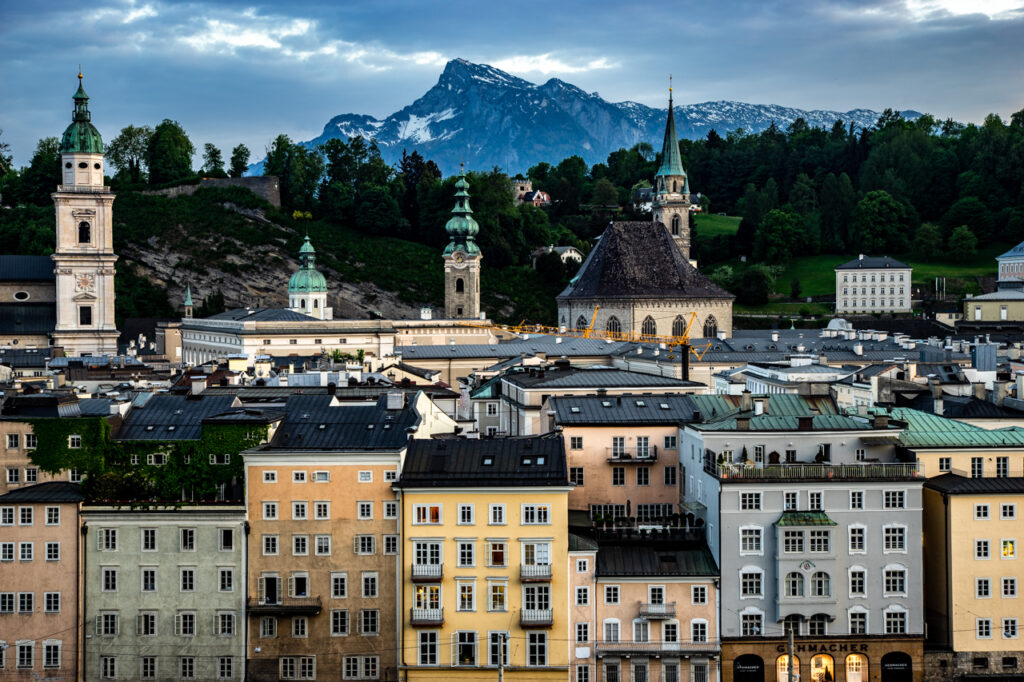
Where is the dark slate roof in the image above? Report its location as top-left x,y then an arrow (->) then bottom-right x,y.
202,408 -> 285,425
267,394 -> 420,451
0,393 -> 87,418
0,481 -> 84,503
115,394 -> 239,441
0,255 -> 55,282
397,337 -> 632,360
78,398 -> 113,417
569,533 -> 599,552
558,221 -> 733,300
204,308 -> 317,322
925,473 -> 1024,495
550,394 -> 697,425
835,256 -> 910,270
997,241 -> 1024,259
597,542 -> 718,577
504,367 -> 699,390
0,303 -> 57,334
0,348 -> 53,367
398,436 -> 568,488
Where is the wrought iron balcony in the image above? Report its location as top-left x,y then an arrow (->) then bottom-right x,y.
246,596 -> 322,615
639,601 -> 676,619
520,608 -> 554,627
713,461 -> 920,481
520,563 -> 552,581
411,564 -> 443,582
595,639 -> 720,656
409,607 -> 444,626
606,445 -> 658,462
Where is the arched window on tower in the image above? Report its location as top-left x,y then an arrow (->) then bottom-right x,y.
455,278 -> 465,293
313,299 -> 319,308
672,315 -> 687,338
78,221 -> 91,244
301,299 -> 306,308
671,214 -> 681,236
641,316 -> 657,337
575,315 -> 588,331
703,315 -> 718,338
606,316 -> 621,335
673,180 -> 677,193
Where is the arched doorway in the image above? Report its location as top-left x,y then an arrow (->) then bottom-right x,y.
809,654 -> 834,682
776,654 -> 800,682
734,654 -> 764,682
846,654 -> 868,682
641,316 -> 657,337
881,652 -> 912,682
703,315 -> 718,338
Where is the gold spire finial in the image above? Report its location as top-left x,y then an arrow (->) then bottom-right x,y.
78,64 -> 83,81
669,74 -> 672,93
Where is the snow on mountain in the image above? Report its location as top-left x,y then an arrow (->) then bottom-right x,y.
252,59 -> 921,176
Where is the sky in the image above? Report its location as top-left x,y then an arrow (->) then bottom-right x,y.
2,0 -> 1022,167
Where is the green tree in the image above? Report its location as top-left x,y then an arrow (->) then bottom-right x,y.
819,172 -> 856,251
849,190 -> 910,253
17,137 -> 62,206
265,135 -> 324,212
912,222 -> 943,260
941,197 -> 993,241
790,278 -> 802,300
202,143 -> 226,177
0,129 -> 11,175
146,119 -> 195,185
105,124 -> 153,183
947,225 -> 977,256
590,177 -> 619,206
709,265 -> 735,290
735,265 -> 774,305
753,208 -> 804,265
229,144 -> 250,178
788,173 -> 817,217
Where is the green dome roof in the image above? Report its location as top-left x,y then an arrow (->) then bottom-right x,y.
289,236 -> 328,293
443,172 -> 481,257
60,76 -> 103,154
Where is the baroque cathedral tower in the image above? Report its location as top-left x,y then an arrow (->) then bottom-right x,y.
442,169 -> 482,319
651,83 -> 692,260
51,73 -> 120,356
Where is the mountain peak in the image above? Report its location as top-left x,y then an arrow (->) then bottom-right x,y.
438,58 -> 533,90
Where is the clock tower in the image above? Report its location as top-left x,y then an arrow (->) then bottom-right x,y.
51,73 -> 120,356
442,169 -> 482,319
652,82 -> 692,260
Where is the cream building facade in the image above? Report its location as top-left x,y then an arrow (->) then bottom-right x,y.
834,255 -> 911,314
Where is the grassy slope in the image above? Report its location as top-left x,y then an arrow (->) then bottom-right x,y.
693,213 -> 740,237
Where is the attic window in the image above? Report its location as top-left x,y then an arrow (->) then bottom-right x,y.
659,403 -> 670,410
174,409 -> 183,415
536,456 -> 546,465
167,426 -> 175,431
318,424 -> 326,430
482,456 -> 494,466
146,425 -> 154,431
521,457 -> 532,466
602,401 -> 612,408
367,424 -> 375,430
570,407 -> 581,413
635,400 -> 646,407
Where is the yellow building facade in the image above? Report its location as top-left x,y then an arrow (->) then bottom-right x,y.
396,437 -> 572,681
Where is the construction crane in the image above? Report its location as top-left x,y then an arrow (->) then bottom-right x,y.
459,306 -> 712,381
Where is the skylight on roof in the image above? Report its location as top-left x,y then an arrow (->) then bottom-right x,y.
659,403 -> 670,409
482,456 -> 494,466
636,400 -> 646,407
570,406 -> 581,413
602,401 -> 611,407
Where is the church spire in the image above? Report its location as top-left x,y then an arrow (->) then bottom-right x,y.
184,284 -> 194,319
656,78 -> 686,180
442,169 -> 480,257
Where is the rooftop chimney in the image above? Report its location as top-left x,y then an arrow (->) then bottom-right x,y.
872,414 -> 889,429
386,392 -> 405,410
736,416 -> 750,431
740,390 -> 752,412
190,376 -> 206,395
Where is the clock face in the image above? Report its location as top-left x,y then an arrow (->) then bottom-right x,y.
75,273 -> 95,291
453,251 -> 465,263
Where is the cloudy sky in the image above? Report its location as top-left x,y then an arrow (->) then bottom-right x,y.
2,0 -> 1022,166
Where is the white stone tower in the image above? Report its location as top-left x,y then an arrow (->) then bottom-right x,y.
288,236 -> 332,320
51,73 -> 120,356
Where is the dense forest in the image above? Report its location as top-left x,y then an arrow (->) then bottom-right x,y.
1,107 -> 1022,319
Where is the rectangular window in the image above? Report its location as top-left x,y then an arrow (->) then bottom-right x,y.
664,465 -> 677,485
44,591 -> 60,613
885,526 -> 906,551
809,491 -> 823,510
885,490 -> 906,509
419,632 -> 438,665
264,470 -> 277,482
740,492 -> 761,510
102,567 -> 118,591
100,656 -> 116,679
785,491 -> 798,511
217,613 -> 235,636
45,506 -> 59,525
142,528 -> 157,551
977,539 -> 991,559
665,435 -> 678,450
97,526 -> 115,549
978,618 -> 993,639
886,611 -> 907,635
977,578 -> 991,598
850,490 -> 864,509
384,534 -> 398,554
219,568 -> 234,592
46,542 -> 60,561
577,622 -> 590,643
851,570 -> 866,596
292,617 -> 307,638
522,504 -> 550,524
605,585 -> 620,604
263,535 -> 278,555
850,611 -> 867,634
142,568 -> 157,592
331,609 -> 349,636
783,531 -> 804,553
141,656 -> 156,678
576,586 -> 590,605
315,535 -> 331,556
570,467 -> 585,485
1004,618 -> 1019,639
692,621 -> 708,642
636,467 -> 650,486
180,528 -> 195,551
691,585 -> 708,604
489,582 -> 507,611
332,572 -> 347,598
100,611 -> 119,635
19,542 -> 33,561
357,501 -> 372,520
355,535 -> 375,555
527,632 -> 547,666
1002,504 -> 1017,520
292,501 -> 308,520
850,527 -> 866,552
360,609 -> 379,635
489,632 -> 509,666
180,568 -> 195,592
570,436 -> 583,449
458,541 -> 475,567
180,656 -> 196,679
810,530 -> 831,552
885,569 -> 907,594
612,467 -> 625,486
1003,539 -> 1016,558
976,504 -> 991,520
362,572 -> 378,598
1005,577 -> 1018,597
218,657 -> 233,680
489,504 -> 505,525
219,528 -> 234,551
458,504 -> 474,524
458,582 -> 475,611
741,571 -> 762,596
939,457 -> 951,472
260,617 -> 277,638
741,613 -> 762,636
263,502 -> 278,520
972,457 -> 984,478
414,504 -> 442,524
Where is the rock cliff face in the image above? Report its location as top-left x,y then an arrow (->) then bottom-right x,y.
119,204 -> 423,320
252,58 -> 920,175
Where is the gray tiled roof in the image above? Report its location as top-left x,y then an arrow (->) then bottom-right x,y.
398,436 -> 568,487
925,473 -> 1024,495
205,308 -> 318,322
597,543 -> 718,577
504,367 -> 699,389
267,394 -> 420,451
0,481 -> 84,503
0,303 -> 57,334
558,221 -> 733,300
0,255 -> 55,281
0,348 -> 53,367
550,395 -> 697,425
115,394 -> 239,441
397,337 -> 631,359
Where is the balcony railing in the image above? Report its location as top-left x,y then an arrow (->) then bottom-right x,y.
409,607 -> 444,626
58,184 -> 111,193
520,609 -> 553,627
713,462 -> 920,481
411,564 -> 443,581
606,445 -> 658,462
520,564 -> 552,581
595,640 -> 720,656
246,597 -> 322,615
638,602 -> 676,619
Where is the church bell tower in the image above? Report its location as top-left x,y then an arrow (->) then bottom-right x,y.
51,72 -> 120,356
442,168 -> 482,319
652,80 -> 692,260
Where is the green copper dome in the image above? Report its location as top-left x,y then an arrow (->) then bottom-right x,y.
289,236 -> 328,293
442,171 -> 481,257
60,75 -> 104,154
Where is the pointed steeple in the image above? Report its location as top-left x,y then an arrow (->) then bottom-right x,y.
442,168 -> 481,257
656,78 -> 686,180
184,284 -> 194,319
60,71 -> 103,154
